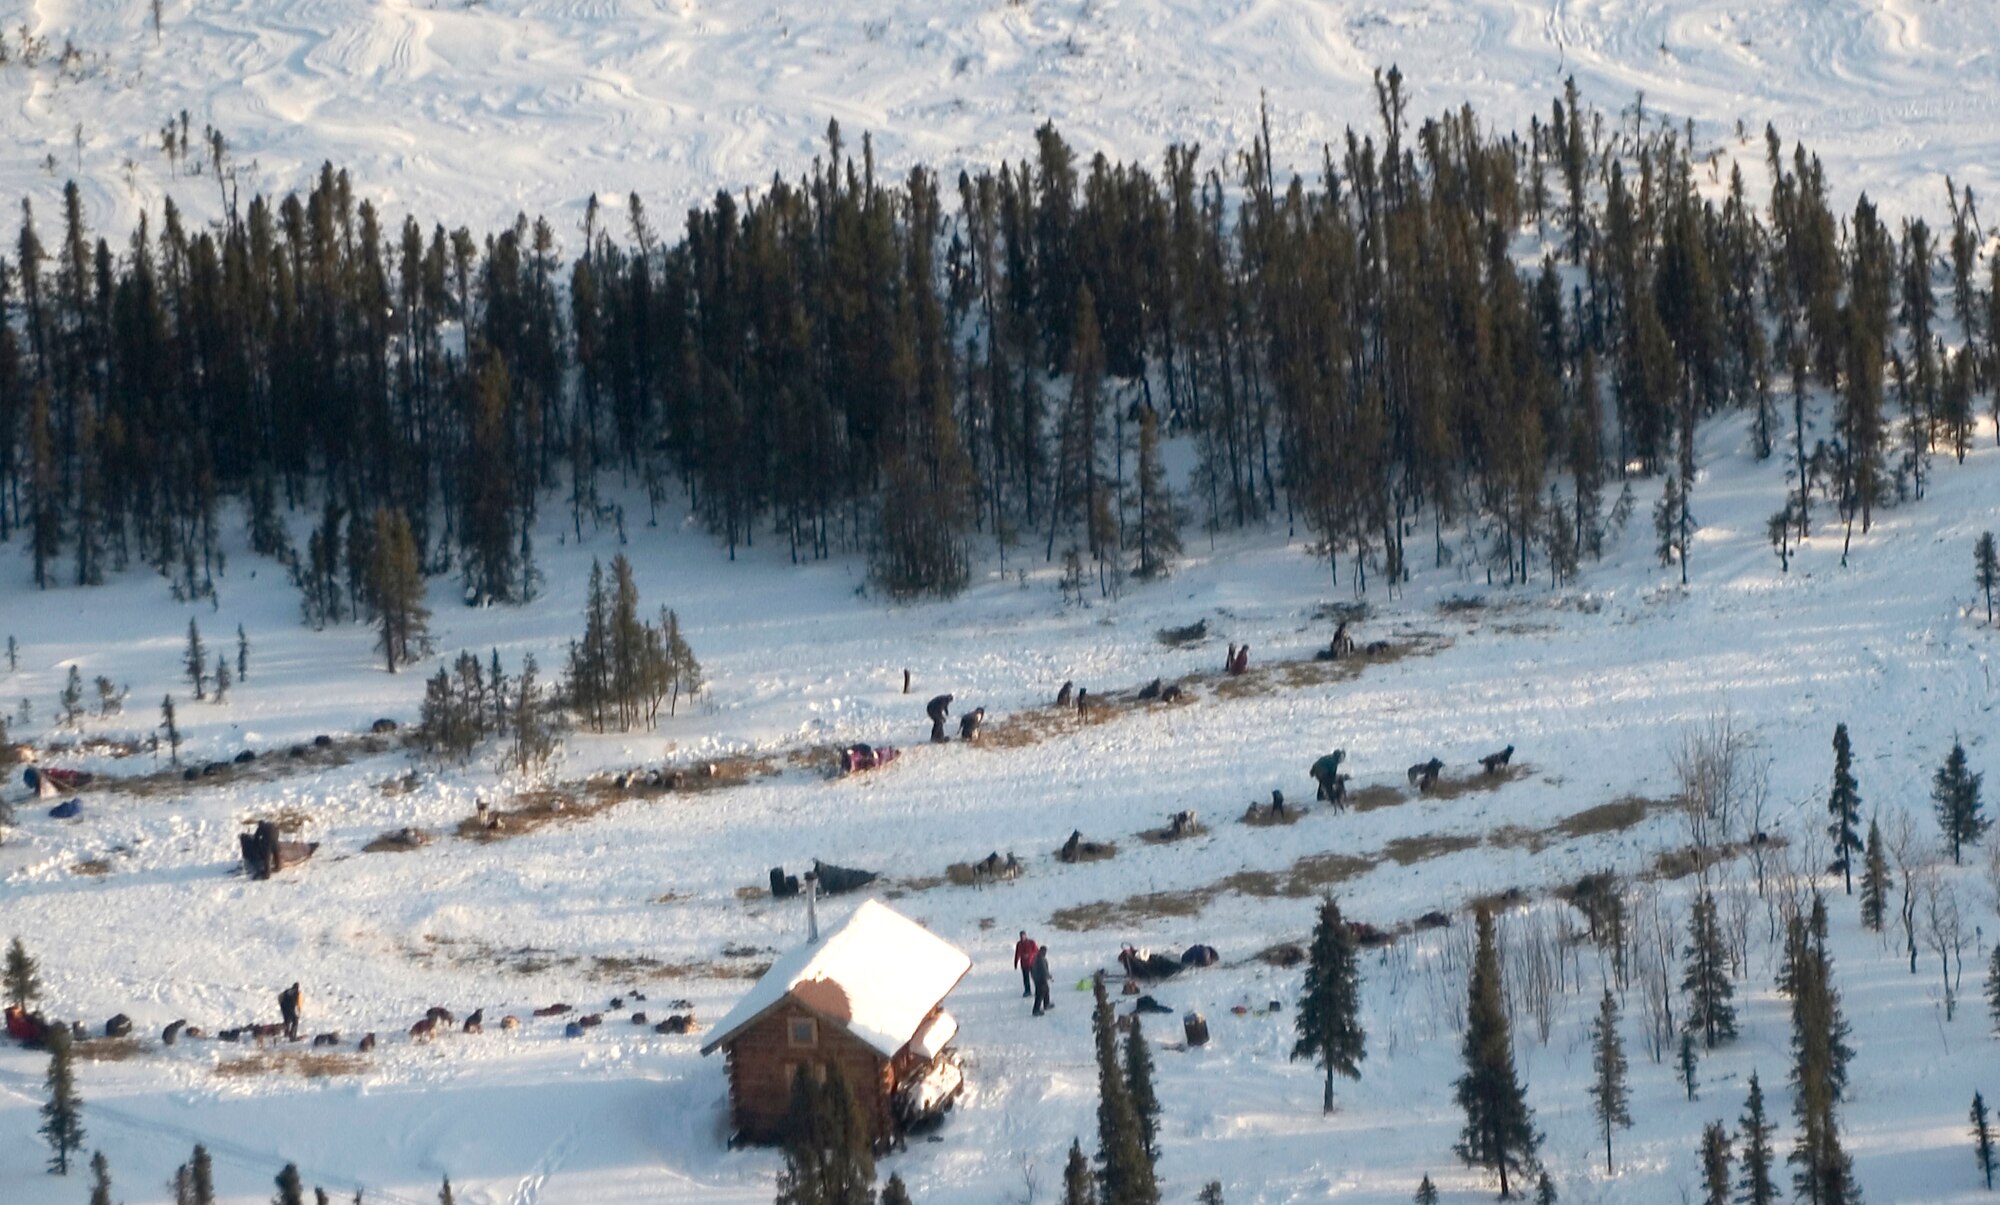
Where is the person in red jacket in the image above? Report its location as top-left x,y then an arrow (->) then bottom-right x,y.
1013,931 -> 1040,998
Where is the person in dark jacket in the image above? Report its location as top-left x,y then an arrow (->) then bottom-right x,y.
959,707 -> 986,741
1030,945 -> 1053,1016
1013,931 -> 1040,997
926,694 -> 954,743
1310,750 -> 1346,804
278,983 -> 302,1040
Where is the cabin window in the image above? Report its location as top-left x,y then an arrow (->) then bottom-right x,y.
788,1017 -> 818,1047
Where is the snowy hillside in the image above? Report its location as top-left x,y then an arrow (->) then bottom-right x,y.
0,398 -> 1996,1204
3,1 -> 2000,1203
5,0 -> 2000,243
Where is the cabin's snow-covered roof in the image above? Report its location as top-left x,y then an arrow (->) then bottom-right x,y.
700,899 -> 972,1059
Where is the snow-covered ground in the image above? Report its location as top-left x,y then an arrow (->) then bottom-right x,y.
4,1 -> 2000,1202
1,394 -> 1997,1205
5,0 -> 1999,246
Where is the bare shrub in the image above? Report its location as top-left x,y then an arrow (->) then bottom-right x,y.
1921,871 -> 1967,1020
1670,711 -> 1762,859
1631,880 -> 1681,1063
1886,812 -> 1926,973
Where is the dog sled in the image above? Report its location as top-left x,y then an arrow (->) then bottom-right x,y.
24,766 -> 94,795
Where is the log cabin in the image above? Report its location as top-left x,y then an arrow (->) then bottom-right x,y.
701,899 -> 971,1146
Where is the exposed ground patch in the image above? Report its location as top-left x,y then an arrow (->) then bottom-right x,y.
214,1049 -> 368,1079
361,827 -> 432,853
1422,762 -> 1534,801
72,1037 -> 144,1062
101,735 -> 372,799
407,934 -> 767,981
1049,791 -> 1677,930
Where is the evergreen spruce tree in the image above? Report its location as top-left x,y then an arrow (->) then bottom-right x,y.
1859,820 -> 1889,932
879,1173 -> 913,1205
1986,945 -> 2000,1034
41,1026 -> 83,1174
184,619 -> 206,700
1678,1031 -> 1700,1102
1129,407 -> 1179,579
1090,975 -> 1159,1205
159,695 -> 180,765
1788,901 -> 1858,1205
274,1163 -> 305,1205
186,1145 -> 215,1205
369,508 -> 430,673
93,676 -> 122,718
438,1176 -> 455,1205
1589,988 -> 1632,1173
89,1149 -> 112,1205
1123,1016 -> 1160,1162
566,561 -> 611,731
461,352 -> 520,605
1975,532 -> 1997,625
1534,1171 -> 1558,1204
1415,1176 -> 1439,1205
1737,1072 -> 1777,1205
5,935 -> 41,1009
1197,1182 -> 1223,1205
773,1064 -> 876,1205
60,666 -> 83,727
1793,895 -> 1852,1099
1654,474 -> 1686,574
1454,908 -> 1541,1198
212,660 -> 230,704
27,387 -> 58,590
509,654 -> 557,773
1933,742 -> 1989,865
1292,895 -> 1366,1113
663,608 -> 702,717
1828,724 -> 1862,893
1062,1139 -> 1096,1205
1974,1092 -> 1996,1191
237,624 -> 250,682
1700,1121 -> 1733,1205
607,554 -> 647,730
1683,891 -> 1738,1048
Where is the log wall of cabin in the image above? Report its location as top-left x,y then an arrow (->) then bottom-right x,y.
724,1000 -> 896,1143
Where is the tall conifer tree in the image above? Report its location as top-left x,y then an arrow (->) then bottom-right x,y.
1091,975 -> 1158,1205
1974,1092 -> 1996,1191
41,1027 -> 83,1174
1859,820 -> 1889,931
1934,742 -> 1988,865
1828,724 -> 1862,893
1454,908 -> 1540,1198
1737,1072 -> 1777,1205
1699,1122 -> 1733,1205
1683,892 -> 1737,1048
1292,895 -> 1366,1114
1589,988 -> 1632,1173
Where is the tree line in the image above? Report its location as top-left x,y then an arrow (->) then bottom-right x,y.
1,73 -> 1995,608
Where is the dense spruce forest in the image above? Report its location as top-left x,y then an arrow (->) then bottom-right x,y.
0,72 -> 1993,611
